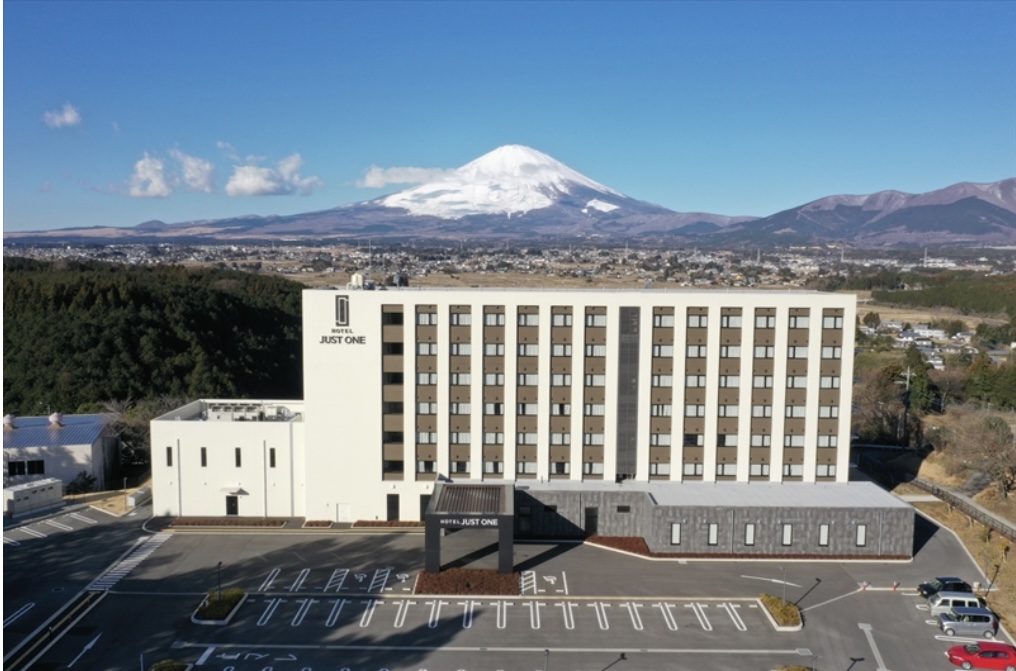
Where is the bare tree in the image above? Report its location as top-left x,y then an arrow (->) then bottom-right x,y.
953,412 -> 1016,498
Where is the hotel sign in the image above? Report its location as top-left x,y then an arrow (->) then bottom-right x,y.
319,295 -> 367,346
438,516 -> 501,529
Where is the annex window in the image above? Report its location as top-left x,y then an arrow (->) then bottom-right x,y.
781,523 -> 793,546
819,523 -> 830,547
652,314 -> 675,328
686,345 -> 707,358
484,343 -> 505,356
856,523 -> 868,546
823,316 -> 844,329
585,344 -> 607,357
687,314 -> 708,328
707,523 -> 719,546
450,312 -> 472,326
670,522 -> 682,545
721,314 -> 742,328
755,314 -> 776,329
788,315 -> 810,329
552,313 -> 573,327
484,312 -> 506,326
166,447 -> 173,467
235,447 -> 242,468
450,343 -> 471,356
744,523 -> 756,546
450,373 -> 471,385
750,434 -> 771,447
753,375 -> 773,388
270,448 -> 276,468
518,313 -> 540,327
617,504 -> 632,513
652,344 -> 674,358
200,447 -> 207,467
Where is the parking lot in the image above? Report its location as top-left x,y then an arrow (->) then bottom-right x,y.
4,509 -> 1010,671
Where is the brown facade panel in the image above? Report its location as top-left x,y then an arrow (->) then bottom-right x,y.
382,355 -> 404,373
382,386 -> 404,403
585,358 -> 606,374
483,388 -> 504,403
449,325 -> 470,342
382,443 -> 404,461
785,360 -> 808,376
382,325 -> 404,342
517,326 -> 539,342
383,415 -> 403,432
822,330 -> 844,346
820,360 -> 843,375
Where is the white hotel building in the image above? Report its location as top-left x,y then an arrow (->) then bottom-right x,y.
152,287 -> 913,559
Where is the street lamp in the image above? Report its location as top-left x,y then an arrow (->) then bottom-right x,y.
216,561 -> 223,602
544,649 -> 550,671
781,566 -> 787,602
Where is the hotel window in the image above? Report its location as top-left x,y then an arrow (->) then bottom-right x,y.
584,433 -> 605,446
650,433 -> 672,446
484,403 -> 504,415
670,523 -> 682,545
820,375 -> 841,389
652,374 -> 674,387
583,462 -> 605,475
653,344 -> 674,358
751,434 -> 771,447
516,461 -> 538,474
649,462 -> 671,476
687,314 -> 708,328
718,405 -> 739,418
550,403 -> 571,416
585,374 -> 606,387
450,461 -> 470,474
617,505 -> 631,513
720,345 -> 741,358
787,375 -> 808,388
483,461 -> 504,474
417,373 -> 438,385
718,434 -> 738,447
817,435 -> 838,448
417,342 -> 438,356
517,432 -> 538,445
785,406 -> 806,418
719,375 -> 740,388
518,344 -> 539,356
450,312 -> 472,326
484,373 -> 505,385
651,404 -> 673,417
586,314 -> 608,327
269,448 -> 276,469
708,523 -> 719,546
551,344 -> 572,357
483,432 -> 504,444
784,434 -> 805,447
235,447 -> 242,468
787,346 -> 809,359
416,431 -> 437,444
716,463 -> 737,476
755,314 -> 776,329
783,463 -> 805,477
821,346 -> 843,359
417,402 -> 438,415
683,462 -> 704,476
450,343 -> 471,356
552,313 -> 573,327
781,523 -> 793,546
856,523 -> 868,546
818,405 -> 840,419
788,315 -> 810,329
200,447 -> 207,468
744,523 -> 756,546
484,343 -> 505,356
754,345 -> 775,358
484,312 -> 505,326
684,433 -> 704,447
585,344 -> 607,357
686,345 -> 707,358
819,523 -> 830,547
518,403 -> 539,416
551,461 -> 570,475
823,316 -> 844,329
450,373 -> 471,385
383,372 -> 404,385
653,314 -> 675,328
450,403 -> 471,415
450,432 -> 471,444
551,373 -> 572,386
817,463 -> 837,477
686,374 -> 706,388
417,460 -> 436,473
752,405 -> 772,418
685,404 -> 705,417
417,311 -> 437,326
584,403 -> 605,416
518,313 -> 540,327
518,373 -> 539,386
166,447 -> 173,467
550,432 -> 571,445
749,463 -> 770,477
721,314 -> 742,328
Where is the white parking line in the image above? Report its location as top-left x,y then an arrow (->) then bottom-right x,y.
286,568 -> 310,592
4,603 -> 35,628
459,600 -> 480,629
258,568 -> 280,592
257,598 -> 284,626
654,602 -> 679,631
520,570 -> 537,596
556,601 -> 577,630
858,622 -> 890,671
491,600 -> 512,629
368,567 -> 392,593
359,599 -> 380,627
686,603 -> 712,631
589,601 -> 611,630
525,600 -> 544,629
622,602 -> 644,631
69,513 -> 98,524
426,599 -> 447,629
393,600 -> 414,628
3,536 -> 19,546
20,527 -> 47,538
45,519 -> 74,531
325,598 -> 349,627
324,568 -> 349,592
720,602 -> 747,631
291,598 -> 317,626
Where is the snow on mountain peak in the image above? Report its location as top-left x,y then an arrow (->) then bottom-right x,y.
381,145 -> 626,219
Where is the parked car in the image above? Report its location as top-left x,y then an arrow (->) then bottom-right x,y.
928,590 -> 986,616
918,576 -> 973,598
938,607 -> 999,639
945,642 -> 1016,670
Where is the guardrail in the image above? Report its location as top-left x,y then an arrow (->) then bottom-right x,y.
2,590 -> 106,671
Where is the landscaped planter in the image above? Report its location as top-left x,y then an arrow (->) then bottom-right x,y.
191,591 -> 248,625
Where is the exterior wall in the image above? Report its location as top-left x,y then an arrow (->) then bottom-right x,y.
3,439 -> 110,489
515,488 -> 648,538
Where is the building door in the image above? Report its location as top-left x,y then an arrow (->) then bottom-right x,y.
584,506 -> 598,536
419,494 -> 431,521
225,496 -> 238,516
387,494 -> 400,521
337,503 -> 352,522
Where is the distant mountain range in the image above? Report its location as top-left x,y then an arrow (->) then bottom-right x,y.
6,145 -> 1015,247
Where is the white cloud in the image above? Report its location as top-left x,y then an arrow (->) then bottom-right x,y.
170,149 -> 215,193
43,103 -> 82,128
225,153 -> 323,196
357,165 -> 456,188
129,153 -> 173,198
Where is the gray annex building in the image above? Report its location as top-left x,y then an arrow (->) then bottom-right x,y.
153,287 -> 915,565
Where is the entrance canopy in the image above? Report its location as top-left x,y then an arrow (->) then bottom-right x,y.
424,483 -> 515,574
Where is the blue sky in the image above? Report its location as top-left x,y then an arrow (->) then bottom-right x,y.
4,1 -> 1015,232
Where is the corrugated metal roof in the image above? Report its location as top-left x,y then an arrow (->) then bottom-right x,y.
3,414 -> 111,450
434,484 -> 507,514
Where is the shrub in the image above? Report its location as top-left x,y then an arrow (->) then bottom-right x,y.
149,661 -> 189,671
760,592 -> 802,627
194,587 -> 246,621
415,568 -> 519,595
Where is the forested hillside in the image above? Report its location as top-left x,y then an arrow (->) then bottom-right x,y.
3,259 -> 304,415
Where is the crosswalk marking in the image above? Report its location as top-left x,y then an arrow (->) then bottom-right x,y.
88,532 -> 171,591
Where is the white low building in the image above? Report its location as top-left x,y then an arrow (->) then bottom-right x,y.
3,413 -> 118,490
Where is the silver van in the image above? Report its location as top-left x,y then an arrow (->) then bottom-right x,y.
938,607 -> 1000,639
928,590 -> 986,616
